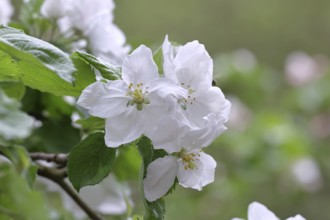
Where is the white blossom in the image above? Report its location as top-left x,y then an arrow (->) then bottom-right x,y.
143,149 -> 216,202
77,45 -> 186,147
0,0 -> 13,25
41,0 -> 130,65
148,36 -> 231,152
232,202 -> 306,220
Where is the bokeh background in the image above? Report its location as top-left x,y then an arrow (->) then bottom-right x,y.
113,0 -> 330,219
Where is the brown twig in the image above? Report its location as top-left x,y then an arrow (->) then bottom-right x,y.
37,166 -> 103,220
29,152 -> 68,165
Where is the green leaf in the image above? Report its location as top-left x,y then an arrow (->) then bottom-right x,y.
0,145 -> 37,187
74,50 -> 121,80
0,26 -> 75,82
68,132 -> 116,191
71,52 -> 96,92
75,116 -> 105,133
0,164 -> 50,220
0,26 -> 84,96
137,136 -> 167,220
0,80 -> 25,100
137,136 -> 154,178
145,199 -> 166,220
113,143 -> 141,181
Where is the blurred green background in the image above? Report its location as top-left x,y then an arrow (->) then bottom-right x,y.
114,0 -> 330,219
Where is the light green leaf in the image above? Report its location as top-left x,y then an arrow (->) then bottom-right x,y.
70,52 -> 96,91
74,50 -> 121,80
0,26 -> 75,82
0,80 -> 25,100
0,26 -> 85,96
0,145 -> 37,187
68,132 -> 116,191
0,164 -> 50,220
75,116 -> 105,133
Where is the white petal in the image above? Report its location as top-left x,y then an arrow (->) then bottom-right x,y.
143,156 -> 178,202
147,78 -> 188,100
162,35 -> 177,81
88,23 -> 130,65
248,202 -> 279,220
77,81 -> 131,119
177,151 -> 216,190
122,45 -> 159,85
231,218 -> 246,220
146,115 -> 186,154
104,109 -> 145,147
172,41 -> 213,89
286,215 -> 306,220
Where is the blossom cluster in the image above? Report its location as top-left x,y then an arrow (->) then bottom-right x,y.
78,36 -> 231,202
41,0 -> 130,65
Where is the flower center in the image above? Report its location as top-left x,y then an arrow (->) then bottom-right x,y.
126,83 -> 150,110
178,82 -> 196,110
179,150 -> 200,170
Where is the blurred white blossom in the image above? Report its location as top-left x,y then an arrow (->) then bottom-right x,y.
41,0 -> 130,65
0,0 -> 13,24
291,157 -> 322,192
285,52 -> 328,86
232,202 -> 305,220
231,49 -> 257,72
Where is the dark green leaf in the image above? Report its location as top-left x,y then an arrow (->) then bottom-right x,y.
137,136 -> 167,220
144,199 -> 166,220
68,132 -> 116,191
137,136 -> 154,178
74,50 -> 121,80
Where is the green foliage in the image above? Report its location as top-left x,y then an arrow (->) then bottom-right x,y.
0,145 -> 37,186
75,116 -> 105,133
113,143 -> 141,181
0,163 -> 49,220
0,80 -> 25,100
137,136 -> 167,220
70,53 -> 96,92
144,199 -> 166,220
68,132 -> 116,191
0,26 -> 85,96
73,50 -> 121,80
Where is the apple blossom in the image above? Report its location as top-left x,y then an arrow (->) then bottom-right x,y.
143,36 -> 231,154
232,202 -> 306,220
143,148 -> 216,202
77,45 -> 186,147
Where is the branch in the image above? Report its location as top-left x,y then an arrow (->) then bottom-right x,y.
29,152 -> 68,165
37,166 -> 103,220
